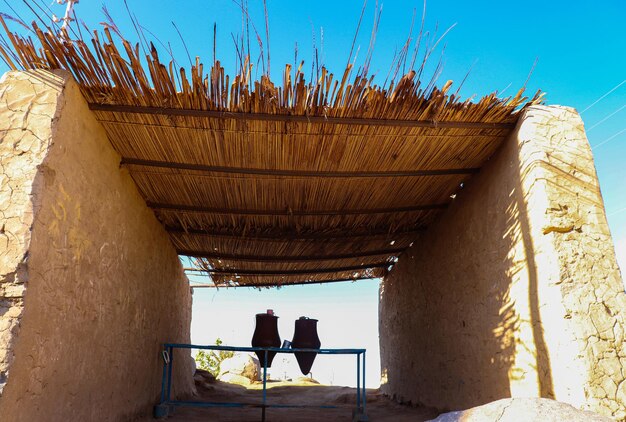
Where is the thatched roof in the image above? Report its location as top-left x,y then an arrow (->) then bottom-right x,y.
0,12 -> 542,287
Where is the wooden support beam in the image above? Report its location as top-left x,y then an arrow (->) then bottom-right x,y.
89,103 -> 515,130
167,226 -> 423,240
121,157 -> 480,178
177,248 -> 406,261
148,201 -> 448,216
188,276 -> 380,288
203,262 -> 390,276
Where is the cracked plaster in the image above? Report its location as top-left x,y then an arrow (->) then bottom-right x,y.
380,105 -> 626,419
0,70 -> 194,421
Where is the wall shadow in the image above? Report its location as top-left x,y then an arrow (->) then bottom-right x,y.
378,138 -> 524,409
378,123 -> 570,410
511,152 -> 554,399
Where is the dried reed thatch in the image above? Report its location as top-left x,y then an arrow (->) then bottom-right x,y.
0,3 -> 543,287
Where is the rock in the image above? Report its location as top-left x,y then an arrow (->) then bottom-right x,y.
194,368 -> 216,384
218,354 -> 260,382
293,376 -> 320,385
427,398 -> 612,422
218,373 -> 252,386
193,369 -> 216,392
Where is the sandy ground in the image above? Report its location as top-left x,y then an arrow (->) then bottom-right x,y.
152,376 -> 439,421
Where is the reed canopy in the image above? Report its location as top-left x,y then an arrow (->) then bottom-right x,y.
0,10 -> 542,287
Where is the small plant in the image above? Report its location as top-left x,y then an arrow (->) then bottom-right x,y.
195,338 -> 234,377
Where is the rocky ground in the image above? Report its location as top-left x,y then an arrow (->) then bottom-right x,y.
150,371 -> 439,421
147,370 -> 614,421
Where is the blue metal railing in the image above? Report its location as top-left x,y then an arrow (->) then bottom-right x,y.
154,343 -> 368,421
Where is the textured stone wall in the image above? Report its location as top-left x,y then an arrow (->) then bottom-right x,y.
0,70 -> 194,421
379,105 -> 626,419
0,71 -> 57,395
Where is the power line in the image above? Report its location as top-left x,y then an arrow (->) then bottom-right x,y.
582,79 -> 626,114
592,127 -> 626,150
608,206 -> 626,217
587,103 -> 626,132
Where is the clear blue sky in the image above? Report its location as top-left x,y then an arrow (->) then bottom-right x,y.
2,0 -> 625,387
2,1 -> 623,245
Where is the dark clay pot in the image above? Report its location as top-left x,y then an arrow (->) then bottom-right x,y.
251,313 -> 281,368
291,317 -> 321,375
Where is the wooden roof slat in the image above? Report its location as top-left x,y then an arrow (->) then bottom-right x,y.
89,103 -> 516,130
131,172 -> 463,217
193,234 -> 408,272
177,247 -> 406,262
156,209 -> 441,242
166,226 -> 423,240
96,116 -> 510,138
96,114 -> 508,173
122,157 -> 480,178
205,262 -> 390,276
188,276 -> 380,288
147,201 -> 449,216
206,267 -> 389,287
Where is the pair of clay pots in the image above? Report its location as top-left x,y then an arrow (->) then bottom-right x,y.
251,314 -> 320,375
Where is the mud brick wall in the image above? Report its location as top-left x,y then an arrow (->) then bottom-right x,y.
0,70 -> 194,421
379,105 -> 626,419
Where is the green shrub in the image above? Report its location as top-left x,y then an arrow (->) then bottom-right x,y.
195,338 -> 234,376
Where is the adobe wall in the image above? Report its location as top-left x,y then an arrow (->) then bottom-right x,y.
0,70 -> 194,421
379,105 -> 626,419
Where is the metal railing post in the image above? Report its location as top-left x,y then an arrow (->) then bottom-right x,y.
262,349 -> 268,422
356,352 -> 361,411
160,348 -> 168,404
363,350 -> 367,416
167,345 -> 174,402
